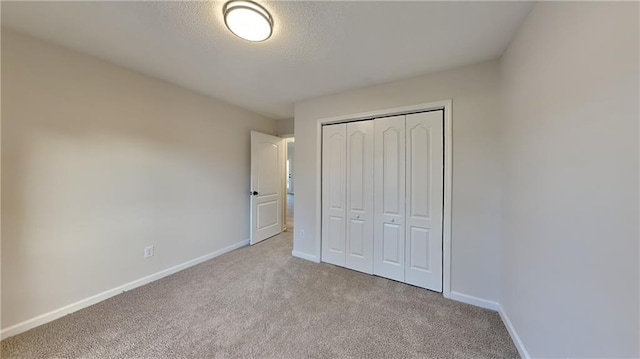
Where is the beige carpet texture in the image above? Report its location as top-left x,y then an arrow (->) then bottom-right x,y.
1,231 -> 519,358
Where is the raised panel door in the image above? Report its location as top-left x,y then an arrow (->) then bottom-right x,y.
373,116 -> 405,281
322,124 -> 347,266
346,120 -> 374,274
405,111 -> 443,291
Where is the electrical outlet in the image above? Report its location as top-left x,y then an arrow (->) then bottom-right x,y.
144,246 -> 154,258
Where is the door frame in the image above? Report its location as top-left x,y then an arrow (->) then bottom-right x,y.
281,134 -> 294,232
315,99 -> 453,299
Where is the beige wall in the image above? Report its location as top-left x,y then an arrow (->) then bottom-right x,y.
1,30 -> 277,329
500,2 -> 639,357
293,60 -> 502,302
277,118 -> 294,136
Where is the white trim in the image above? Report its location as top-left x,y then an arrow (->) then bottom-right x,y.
450,293 -> 531,358
291,250 -> 319,263
498,304 -> 531,359
315,119 -> 323,263
314,99 -> 453,299
281,136 -> 288,232
314,100 -> 452,125
449,291 -> 499,311
442,103 -> 452,299
0,239 -> 250,340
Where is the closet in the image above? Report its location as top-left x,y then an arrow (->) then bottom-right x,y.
321,110 -> 444,292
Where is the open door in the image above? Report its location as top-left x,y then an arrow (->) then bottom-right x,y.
250,131 -> 285,245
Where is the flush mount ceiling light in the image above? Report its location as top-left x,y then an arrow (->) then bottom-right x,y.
223,0 -> 273,42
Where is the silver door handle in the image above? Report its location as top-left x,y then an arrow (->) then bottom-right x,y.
390,218 -> 395,223
356,215 -> 360,219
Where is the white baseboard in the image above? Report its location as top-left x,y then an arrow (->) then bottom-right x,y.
291,250 -> 319,263
0,239 -> 250,340
498,304 -> 531,359
449,291 -> 499,311
449,293 -> 529,358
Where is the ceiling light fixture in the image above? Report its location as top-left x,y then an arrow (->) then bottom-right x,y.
223,0 -> 273,42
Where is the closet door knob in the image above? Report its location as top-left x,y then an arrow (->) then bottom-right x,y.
390,218 -> 395,223
356,215 -> 360,219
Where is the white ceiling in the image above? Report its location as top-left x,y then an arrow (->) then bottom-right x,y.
1,1 -> 533,119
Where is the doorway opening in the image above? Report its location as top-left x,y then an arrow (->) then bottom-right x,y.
285,138 -> 294,231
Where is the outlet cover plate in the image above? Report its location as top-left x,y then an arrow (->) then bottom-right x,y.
144,246 -> 154,258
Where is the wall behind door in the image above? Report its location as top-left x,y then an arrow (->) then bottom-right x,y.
277,118 -> 294,136
294,60 -> 502,303
1,30 -> 278,330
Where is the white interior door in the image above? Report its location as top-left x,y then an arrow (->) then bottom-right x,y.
346,120 -> 374,274
321,124 -> 347,266
405,111 -> 444,291
250,131 -> 284,245
373,115 -> 406,282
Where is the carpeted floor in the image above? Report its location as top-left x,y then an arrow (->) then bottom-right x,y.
1,231 -> 519,358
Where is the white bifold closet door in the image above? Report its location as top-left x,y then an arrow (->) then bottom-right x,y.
322,110 -> 443,292
322,121 -> 374,271
404,111 -> 443,291
345,120 -> 374,274
373,111 -> 443,290
322,124 -> 347,266
373,115 -> 406,281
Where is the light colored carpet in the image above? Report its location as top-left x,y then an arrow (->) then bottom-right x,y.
1,231 -> 519,358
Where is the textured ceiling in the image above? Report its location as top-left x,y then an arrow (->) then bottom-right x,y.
1,1 -> 533,119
